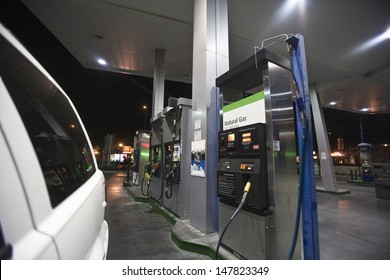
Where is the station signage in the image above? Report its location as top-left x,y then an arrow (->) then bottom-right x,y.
222,91 -> 266,131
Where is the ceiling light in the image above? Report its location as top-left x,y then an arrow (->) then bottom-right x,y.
351,27 -> 390,55
329,101 -> 336,106
97,58 -> 107,65
385,27 -> 390,39
360,108 -> 369,112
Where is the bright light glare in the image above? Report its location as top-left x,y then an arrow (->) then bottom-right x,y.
329,101 -> 336,106
264,0 -> 307,34
360,108 -> 369,112
350,27 -> 390,55
385,28 -> 390,39
331,152 -> 344,157
97,58 -> 107,65
283,0 -> 305,14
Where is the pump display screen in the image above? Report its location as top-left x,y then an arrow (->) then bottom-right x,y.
218,123 -> 266,156
227,133 -> 235,149
242,132 -> 252,145
153,146 -> 160,163
237,125 -> 262,152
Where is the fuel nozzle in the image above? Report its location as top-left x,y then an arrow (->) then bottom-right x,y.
244,181 -> 251,193
240,181 -> 251,205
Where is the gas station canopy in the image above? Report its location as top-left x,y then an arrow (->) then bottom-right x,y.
22,0 -> 390,114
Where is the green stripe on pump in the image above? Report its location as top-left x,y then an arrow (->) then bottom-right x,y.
223,91 -> 264,113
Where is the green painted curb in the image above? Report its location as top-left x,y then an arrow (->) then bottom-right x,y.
316,188 -> 351,195
124,187 -> 149,203
171,231 -> 227,260
123,182 -> 132,188
124,184 -> 229,260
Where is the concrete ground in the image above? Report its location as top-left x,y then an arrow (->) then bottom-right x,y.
104,171 -> 209,260
316,178 -> 390,259
104,171 -> 390,260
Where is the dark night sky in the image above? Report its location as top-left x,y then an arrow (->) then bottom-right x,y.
0,0 -> 191,147
1,1 -> 389,150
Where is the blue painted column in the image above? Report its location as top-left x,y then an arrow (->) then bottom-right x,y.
287,34 -> 320,260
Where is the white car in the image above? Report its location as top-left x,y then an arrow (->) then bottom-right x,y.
0,24 -> 109,259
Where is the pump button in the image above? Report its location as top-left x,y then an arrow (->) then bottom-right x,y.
222,161 -> 232,170
240,162 -> 255,171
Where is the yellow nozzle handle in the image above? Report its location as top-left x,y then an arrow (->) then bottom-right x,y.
244,181 -> 251,193
145,172 -> 151,181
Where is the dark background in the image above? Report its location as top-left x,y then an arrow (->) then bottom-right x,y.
0,0 -> 191,148
1,0 -> 389,151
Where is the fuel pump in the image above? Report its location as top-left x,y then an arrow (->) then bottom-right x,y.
131,148 -> 139,186
216,47 -> 302,260
140,160 -> 152,196
215,35 -> 319,260
164,143 -> 181,198
150,144 -> 163,200
140,159 -> 159,197
161,98 -> 192,219
132,130 -> 150,188
149,114 -> 165,202
164,102 -> 182,199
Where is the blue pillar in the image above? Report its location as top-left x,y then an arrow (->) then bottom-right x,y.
286,34 -> 320,260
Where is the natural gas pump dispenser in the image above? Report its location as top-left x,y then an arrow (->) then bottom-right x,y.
216,40 -> 319,260
162,97 -> 192,219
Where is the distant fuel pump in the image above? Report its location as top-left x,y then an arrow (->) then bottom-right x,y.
148,98 -> 192,219
164,143 -> 180,198
162,98 -> 192,219
149,114 -> 164,202
132,130 -> 150,187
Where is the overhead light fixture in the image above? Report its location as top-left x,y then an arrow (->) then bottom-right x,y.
97,58 -> 107,65
329,101 -> 336,106
360,108 -> 369,112
385,27 -> 390,39
273,0 -> 306,24
350,27 -> 390,55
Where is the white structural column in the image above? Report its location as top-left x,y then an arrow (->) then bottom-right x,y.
189,0 -> 229,233
310,85 -> 338,191
152,48 -> 165,117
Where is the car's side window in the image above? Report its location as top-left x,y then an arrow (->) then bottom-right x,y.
0,35 -> 96,208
